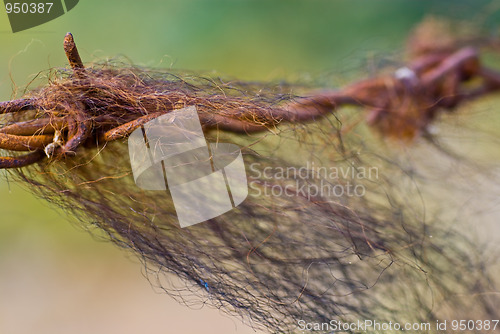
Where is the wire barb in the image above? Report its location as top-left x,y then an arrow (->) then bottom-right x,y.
64,32 -> 85,77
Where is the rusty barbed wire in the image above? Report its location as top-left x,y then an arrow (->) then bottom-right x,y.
0,28 -> 499,169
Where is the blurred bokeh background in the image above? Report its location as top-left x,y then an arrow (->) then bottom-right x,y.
0,1 -> 499,333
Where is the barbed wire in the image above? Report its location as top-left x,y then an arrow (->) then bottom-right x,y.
0,26 -> 499,169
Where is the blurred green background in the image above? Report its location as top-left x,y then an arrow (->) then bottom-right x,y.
0,1 -> 499,333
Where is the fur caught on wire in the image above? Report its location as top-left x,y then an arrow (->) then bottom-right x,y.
0,18 -> 499,333
0,26 -> 499,168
